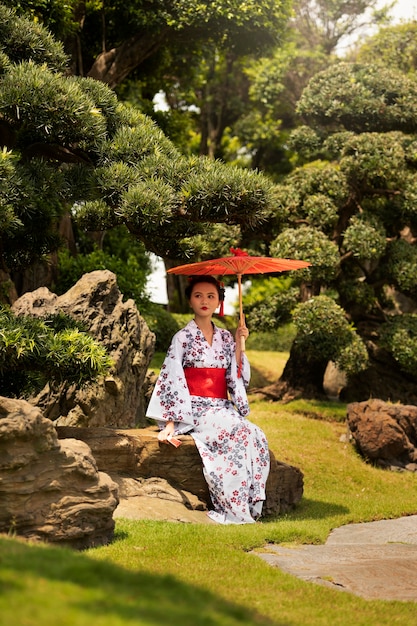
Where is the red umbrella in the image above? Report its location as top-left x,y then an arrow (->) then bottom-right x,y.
168,247 -> 311,349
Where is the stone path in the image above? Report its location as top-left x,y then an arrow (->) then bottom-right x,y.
252,515 -> 417,602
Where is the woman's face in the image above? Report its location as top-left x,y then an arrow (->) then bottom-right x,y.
189,282 -> 220,318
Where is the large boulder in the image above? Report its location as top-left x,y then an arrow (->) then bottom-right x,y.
56,426 -> 304,518
0,396 -> 119,548
11,270 -> 155,428
347,399 -> 417,470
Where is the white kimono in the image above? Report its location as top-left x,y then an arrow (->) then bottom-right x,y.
146,320 -> 270,524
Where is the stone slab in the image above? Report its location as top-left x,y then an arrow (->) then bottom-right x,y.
252,515 -> 417,602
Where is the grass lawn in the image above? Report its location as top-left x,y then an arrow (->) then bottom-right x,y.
1,351 -> 417,625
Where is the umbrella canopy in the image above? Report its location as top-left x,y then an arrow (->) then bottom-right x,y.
168,247 -> 311,278
168,248 -> 311,347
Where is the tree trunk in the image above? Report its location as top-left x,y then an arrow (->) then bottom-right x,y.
254,343 -> 329,402
257,321 -> 417,405
0,269 -> 18,305
164,259 -> 190,313
87,30 -> 170,88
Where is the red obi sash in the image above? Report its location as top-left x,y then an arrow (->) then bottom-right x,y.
184,367 -> 228,399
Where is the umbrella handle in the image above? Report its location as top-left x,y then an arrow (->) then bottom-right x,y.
237,274 -> 245,353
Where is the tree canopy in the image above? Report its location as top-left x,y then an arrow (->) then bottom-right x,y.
0,2 -> 279,289
2,0 -> 292,86
248,60 -> 417,402
0,2 -> 283,394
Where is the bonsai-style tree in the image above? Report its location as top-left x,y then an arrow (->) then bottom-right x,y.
0,4 -> 279,394
247,61 -> 417,403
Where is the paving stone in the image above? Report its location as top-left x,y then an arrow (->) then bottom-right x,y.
252,515 -> 417,602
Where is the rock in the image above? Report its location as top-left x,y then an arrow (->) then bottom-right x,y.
0,396 -> 119,548
323,361 -> 347,400
347,399 -> 417,469
11,270 -> 155,428
253,515 -> 417,602
112,476 -> 211,523
56,426 -> 304,518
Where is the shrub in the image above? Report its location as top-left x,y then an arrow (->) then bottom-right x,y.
292,295 -> 369,375
0,307 -> 112,397
142,304 -> 180,352
380,314 -> 417,377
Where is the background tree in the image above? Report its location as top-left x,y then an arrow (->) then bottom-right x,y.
231,0 -> 391,177
0,3 -> 279,288
354,20 -> 417,75
248,61 -> 417,402
2,0 -> 292,86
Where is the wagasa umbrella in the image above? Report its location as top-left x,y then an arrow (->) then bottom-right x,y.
168,247 -> 311,350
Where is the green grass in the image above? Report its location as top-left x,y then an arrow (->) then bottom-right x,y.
1,352 -> 417,625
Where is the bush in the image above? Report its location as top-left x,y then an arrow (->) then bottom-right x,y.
380,314 -> 417,377
142,304 -> 180,352
245,325 -> 296,352
292,295 -> 369,375
55,247 -> 149,305
54,224 -> 151,305
0,307 -> 112,397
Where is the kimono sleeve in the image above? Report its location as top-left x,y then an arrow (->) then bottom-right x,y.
227,352 -> 251,417
145,331 -> 195,435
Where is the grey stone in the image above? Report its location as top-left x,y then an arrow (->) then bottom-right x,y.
11,270 -> 155,428
0,396 -> 118,548
252,515 -> 417,601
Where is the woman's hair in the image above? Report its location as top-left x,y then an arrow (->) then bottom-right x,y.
185,275 -> 225,303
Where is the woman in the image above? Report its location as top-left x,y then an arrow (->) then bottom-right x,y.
146,275 -> 270,524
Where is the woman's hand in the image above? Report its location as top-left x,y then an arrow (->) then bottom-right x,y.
235,317 -> 249,365
235,323 -> 249,343
157,421 -> 175,443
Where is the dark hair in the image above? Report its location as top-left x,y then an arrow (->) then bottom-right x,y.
185,275 -> 225,302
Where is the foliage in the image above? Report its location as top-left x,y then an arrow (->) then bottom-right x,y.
356,21 -> 417,76
385,238 -> 417,298
0,306 -> 112,397
0,151 -> 65,272
142,304 -> 180,352
1,0 -> 81,41
0,3 -> 67,69
270,225 -> 339,285
55,247 -> 149,305
55,225 -> 151,305
379,314 -> 417,377
245,326 -> 296,351
243,277 -> 300,331
228,0 -> 388,176
0,3 -> 281,284
292,295 -> 368,375
342,214 -> 387,261
297,63 -> 417,133
253,59 -> 417,391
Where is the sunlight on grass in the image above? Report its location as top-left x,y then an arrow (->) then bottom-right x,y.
245,349 -> 288,388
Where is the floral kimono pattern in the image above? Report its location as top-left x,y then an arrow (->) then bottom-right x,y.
146,320 -> 270,524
